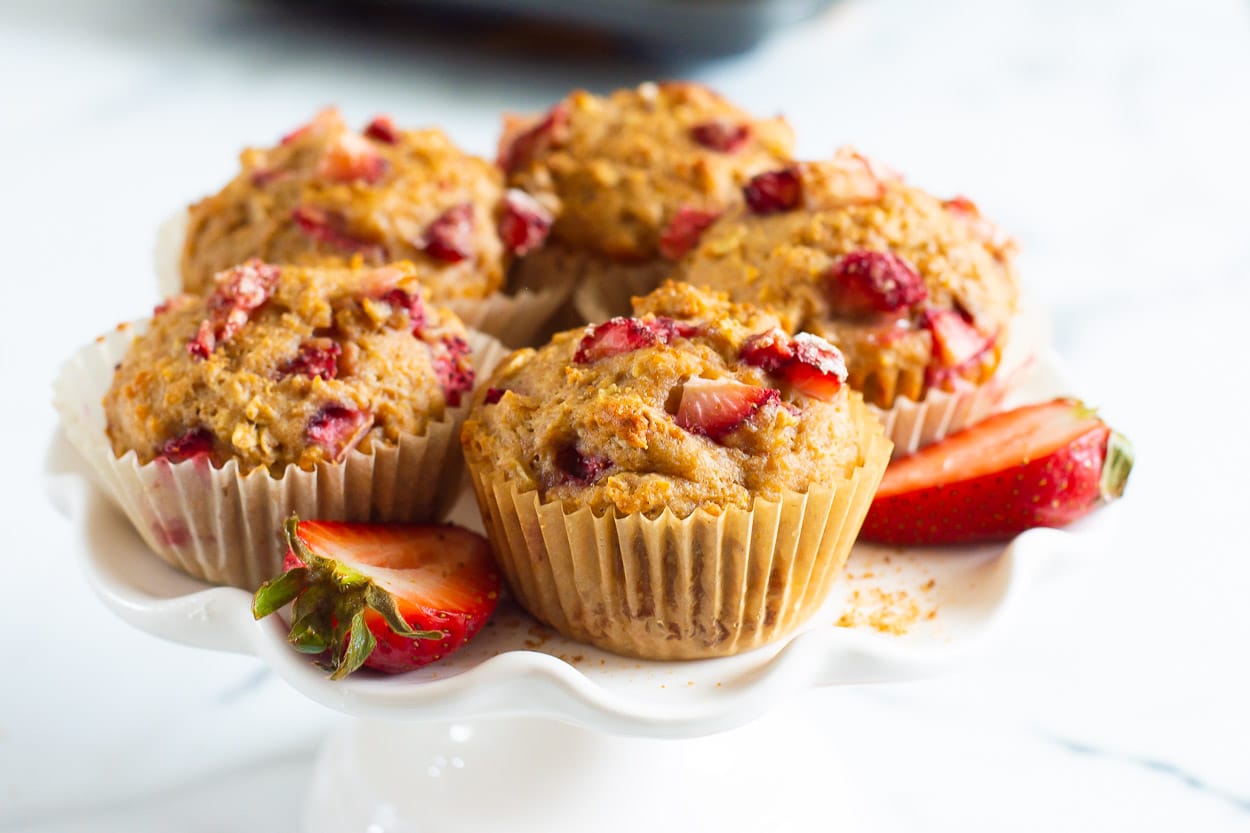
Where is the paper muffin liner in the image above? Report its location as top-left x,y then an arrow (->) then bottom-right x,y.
511,243 -> 671,327
868,311 -> 1036,458
155,209 -> 572,348
53,322 -> 511,590
465,394 -> 892,660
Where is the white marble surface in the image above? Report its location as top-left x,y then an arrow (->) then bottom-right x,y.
4,0 -> 1250,829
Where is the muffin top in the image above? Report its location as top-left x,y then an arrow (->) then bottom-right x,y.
499,82 -> 794,263
461,282 -> 872,519
680,148 -> 1019,408
105,260 -> 477,475
181,108 -> 554,301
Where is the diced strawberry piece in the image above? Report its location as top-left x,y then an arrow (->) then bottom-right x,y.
376,288 -> 425,335
363,114 -> 399,144
252,516 -> 500,677
422,203 -> 475,263
675,378 -> 779,442
572,316 -> 695,364
739,328 -> 795,373
483,387 -> 505,405
188,260 -> 281,360
498,189 -> 553,256
158,428 -> 214,463
826,250 -> 928,316
433,336 -> 474,407
861,399 -> 1134,546
307,406 -> 373,462
292,205 -> 383,257
554,444 -> 613,485
316,131 -> 388,184
689,119 -> 751,153
280,338 -> 341,380
922,308 -> 993,368
250,167 -> 290,187
743,166 -> 802,214
782,333 -> 847,401
280,107 -> 340,146
659,206 -> 722,260
497,103 -> 569,173
943,195 -> 978,215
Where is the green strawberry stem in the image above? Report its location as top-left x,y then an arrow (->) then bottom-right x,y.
1101,430 -> 1135,501
250,514 -> 447,679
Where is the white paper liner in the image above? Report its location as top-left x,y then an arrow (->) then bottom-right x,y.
156,209 -> 572,348
53,322 -> 510,590
465,394 -> 892,660
870,307 -> 1038,458
511,244 -> 671,327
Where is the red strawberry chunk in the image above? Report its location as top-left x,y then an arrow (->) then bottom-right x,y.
280,338 -> 341,380
380,288 -> 427,335
307,406 -> 373,461
498,189 -> 553,256
555,444 -> 613,485
743,166 -> 802,214
498,103 -> 569,172
433,336 -> 474,407
572,316 -> 696,364
422,203 -> 475,263
922,308 -> 993,368
826,250 -> 928,316
250,167 -> 290,187
783,333 -> 848,401
188,260 -> 281,359
158,428 -> 214,463
739,328 -> 795,373
659,206 -> 722,260
316,131 -> 387,184
484,387 -> 505,405
292,205 -> 383,257
689,119 -> 751,153
363,114 -> 399,144
675,378 -> 779,442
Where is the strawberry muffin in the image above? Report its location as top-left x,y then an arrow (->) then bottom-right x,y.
681,148 -> 1019,414
88,260 -> 503,588
177,108 -> 565,343
499,82 -> 794,321
461,282 -> 890,659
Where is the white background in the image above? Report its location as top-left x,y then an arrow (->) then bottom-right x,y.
3,0 -> 1249,829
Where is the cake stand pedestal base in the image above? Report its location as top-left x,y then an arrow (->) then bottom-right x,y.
304,705 -> 860,832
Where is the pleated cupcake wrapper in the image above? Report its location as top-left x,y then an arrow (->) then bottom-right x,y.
465,394 -> 892,660
156,209 -> 572,348
53,322 -> 510,590
509,243 -> 671,326
869,314 -> 1034,458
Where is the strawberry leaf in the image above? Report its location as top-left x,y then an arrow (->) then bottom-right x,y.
252,567 -> 309,619
331,609 -> 377,680
365,585 -> 445,641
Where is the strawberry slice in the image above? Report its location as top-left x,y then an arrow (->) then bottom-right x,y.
252,516 -> 500,677
861,398 -> 1134,546
689,119 -> 750,153
422,203 -> 475,263
675,378 -> 779,442
743,166 -> 802,214
316,131 -> 387,184
922,308 -> 993,367
826,250 -> 928,315
740,329 -> 847,401
573,316 -> 696,364
498,189 -> 553,256
363,114 -> 399,144
658,206 -> 722,260
306,406 -> 373,462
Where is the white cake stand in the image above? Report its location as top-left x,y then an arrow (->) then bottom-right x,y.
47,351 -> 1117,832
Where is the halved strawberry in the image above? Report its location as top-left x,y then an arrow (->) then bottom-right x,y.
689,119 -> 750,153
743,166 -> 802,214
826,250 -> 928,316
675,378 -> 779,442
306,406 -> 373,462
658,206 -> 722,260
498,189 -> 553,256
422,203 -> 475,263
860,398 -> 1134,546
316,131 -> 387,184
252,516 -> 500,677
